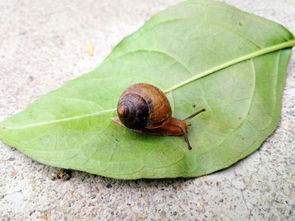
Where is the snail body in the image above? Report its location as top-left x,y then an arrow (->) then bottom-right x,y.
113,83 -> 205,150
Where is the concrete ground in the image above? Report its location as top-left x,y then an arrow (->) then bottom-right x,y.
0,0 -> 294,220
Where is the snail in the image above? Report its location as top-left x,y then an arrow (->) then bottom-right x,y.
112,83 -> 205,150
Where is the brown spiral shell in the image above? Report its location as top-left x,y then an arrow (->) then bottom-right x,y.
117,83 -> 172,129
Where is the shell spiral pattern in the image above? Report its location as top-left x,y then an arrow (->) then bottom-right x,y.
117,93 -> 149,129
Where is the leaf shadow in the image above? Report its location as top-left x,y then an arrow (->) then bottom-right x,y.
72,170 -> 195,190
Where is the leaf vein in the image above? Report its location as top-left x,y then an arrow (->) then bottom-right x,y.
2,108 -> 116,130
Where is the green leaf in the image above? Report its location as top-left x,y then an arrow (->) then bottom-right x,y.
0,0 -> 294,179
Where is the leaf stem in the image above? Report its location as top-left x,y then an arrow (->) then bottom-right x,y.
163,39 -> 295,93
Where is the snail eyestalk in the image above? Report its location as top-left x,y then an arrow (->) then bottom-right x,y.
183,132 -> 192,150
183,108 -> 206,121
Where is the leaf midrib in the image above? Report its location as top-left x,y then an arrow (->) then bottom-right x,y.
163,39 -> 295,93
1,108 -> 116,130
1,39 -> 294,130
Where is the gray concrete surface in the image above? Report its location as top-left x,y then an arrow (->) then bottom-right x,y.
0,0 -> 294,220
